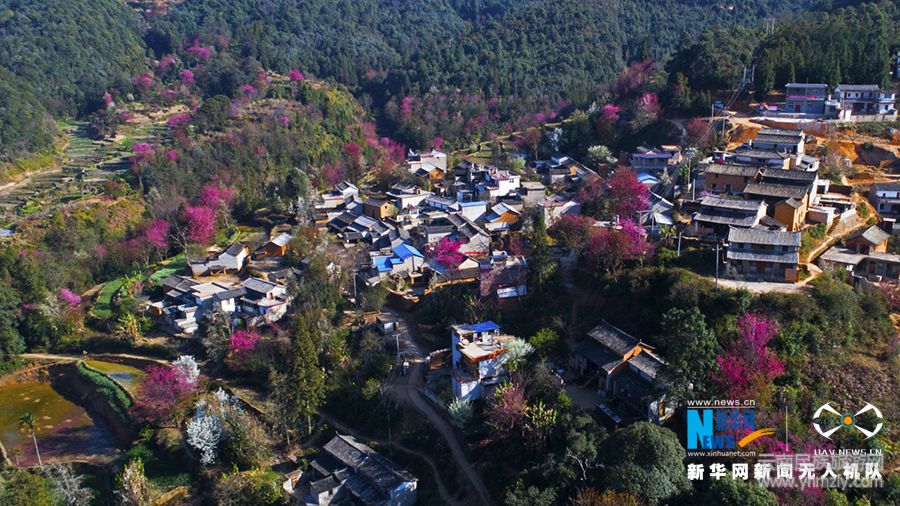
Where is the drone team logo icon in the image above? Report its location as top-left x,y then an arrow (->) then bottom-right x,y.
813,402 -> 884,439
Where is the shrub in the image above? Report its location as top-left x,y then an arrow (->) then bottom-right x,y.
77,361 -> 132,422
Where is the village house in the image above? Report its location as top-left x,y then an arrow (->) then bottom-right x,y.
478,251 -> 527,308
750,128 -> 805,155
458,200 -> 488,223
784,83 -> 829,115
743,168 -> 819,230
363,197 -> 396,221
283,434 -> 417,506
151,274 -> 291,335
328,212 -> 394,244
691,197 -> 767,237
630,145 -> 682,175
726,227 -> 801,282
258,232 -> 293,258
533,152 -> 596,188
819,247 -> 900,282
572,321 -> 673,424
869,182 -> 900,217
477,167 -> 521,200
316,181 -> 360,210
520,181 -> 546,207
482,202 -> 521,234
843,225 -> 890,254
187,243 -> 250,278
406,148 -> 447,180
703,163 -> 761,194
451,321 -> 514,401
416,213 -> 490,256
729,149 -> 791,168
386,183 -> 432,210
539,193 -> 581,225
831,84 -> 897,121
366,242 -> 425,285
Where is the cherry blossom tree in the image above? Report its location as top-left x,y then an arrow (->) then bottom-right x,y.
551,214 -> 595,253
289,69 -> 304,81
606,168 -> 649,220
600,104 -> 621,122
487,382 -> 526,440
428,237 -> 466,268
183,205 -> 217,243
585,220 -> 652,274
185,40 -> 211,60
133,364 -> 198,425
180,69 -> 194,85
229,329 -> 261,358
173,355 -> 201,386
712,314 -> 784,400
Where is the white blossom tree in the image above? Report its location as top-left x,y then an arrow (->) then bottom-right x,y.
173,355 -> 200,386
116,458 -> 150,506
186,401 -> 223,465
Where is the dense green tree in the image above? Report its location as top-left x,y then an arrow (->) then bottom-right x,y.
0,283 -> 23,366
597,423 -> 690,504
0,469 -> 56,506
270,315 -> 325,440
655,306 -> 718,400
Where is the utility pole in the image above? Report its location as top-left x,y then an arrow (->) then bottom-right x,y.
677,232 -> 682,257
715,242 -> 720,290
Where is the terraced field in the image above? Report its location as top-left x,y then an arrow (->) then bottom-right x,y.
0,121 -> 167,227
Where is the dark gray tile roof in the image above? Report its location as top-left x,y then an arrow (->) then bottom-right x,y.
760,168 -> 818,183
852,225 -> 890,246
700,196 -> 765,212
586,321 -> 639,357
727,227 -> 801,247
743,182 -> 809,200
321,434 -> 416,500
727,250 -> 800,264
704,164 -> 760,178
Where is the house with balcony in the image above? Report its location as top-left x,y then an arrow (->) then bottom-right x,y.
630,145 -> 682,175
743,168 -> 818,230
451,321 -> 515,401
784,83 -> 828,115
831,84 -> 897,121
726,227 -> 801,282
406,149 -> 447,180
572,321 -> 673,424
870,182 -> 900,217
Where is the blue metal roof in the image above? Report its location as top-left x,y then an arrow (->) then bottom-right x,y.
392,242 -> 423,260
471,321 -> 500,332
373,256 -> 393,273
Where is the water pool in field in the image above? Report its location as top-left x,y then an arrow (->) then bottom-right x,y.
84,360 -> 146,392
0,381 -> 119,466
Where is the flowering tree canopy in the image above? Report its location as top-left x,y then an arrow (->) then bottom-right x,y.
713,314 -> 784,400
186,401 -> 223,465
172,355 -> 201,386
143,220 -> 169,249
289,69 -> 304,81
133,364 -> 198,425
184,205 -> 217,243
428,236 -> 466,268
606,168 -> 649,220
585,220 -> 652,274
229,329 -> 261,357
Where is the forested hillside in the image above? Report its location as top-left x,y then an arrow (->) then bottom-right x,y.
665,0 -> 900,97
0,0 -> 147,160
0,0 -> 834,161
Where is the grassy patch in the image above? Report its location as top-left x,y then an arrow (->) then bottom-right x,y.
124,442 -> 192,492
93,278 -> 125,319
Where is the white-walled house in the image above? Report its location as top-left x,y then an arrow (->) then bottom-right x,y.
451,321 -> 514,401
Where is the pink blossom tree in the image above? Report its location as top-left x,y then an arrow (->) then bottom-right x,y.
229,329 -> 261,359
143,219 -> 170,250
198,184 -> 234,210
180,69 -> 194,85
131,143 -> 155,168
606,168 -> 649,220
289,69 -> 304,81
185,40 -> 211,61
713,314 -> 784,401
133,365 -> 199,425
551,214 -> 596,253
585,220 -> 652,274
600,104 -> 621,122
184,205 -> 217,243
428,237 -> 466,268
487,382 -> 526,440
